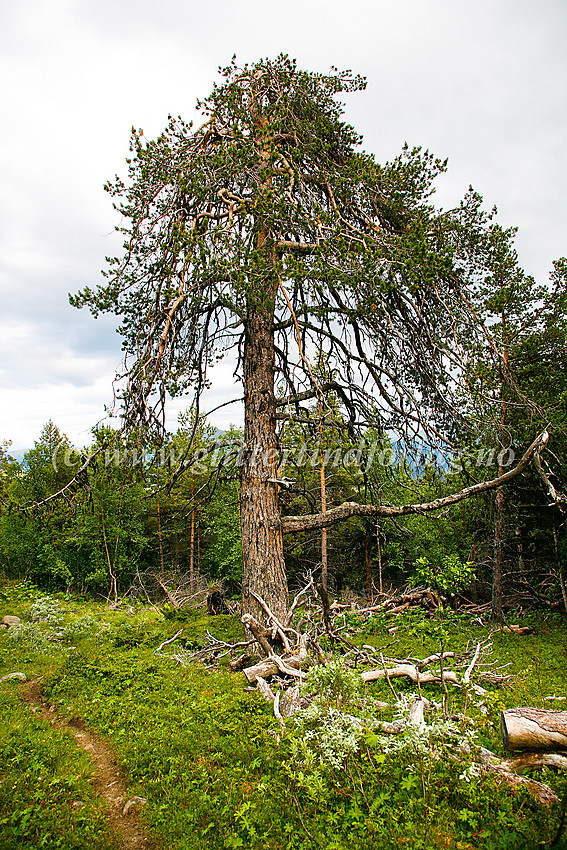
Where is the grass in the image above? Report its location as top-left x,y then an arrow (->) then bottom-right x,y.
1,579 -> 566,849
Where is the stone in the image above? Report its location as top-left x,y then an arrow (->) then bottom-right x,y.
2,615 -> 21,627
0,672 -> 27,682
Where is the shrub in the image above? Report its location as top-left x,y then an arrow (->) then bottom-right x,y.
29,596 -> 65,625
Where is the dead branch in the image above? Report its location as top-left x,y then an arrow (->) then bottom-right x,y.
463,642 -> 481,684
19,446 -> 105,512
286,577 -> 315,627
477,747 -> 559,806
241,613 -> 273,657
154,629 -> 183,654
282,431 -> 549,533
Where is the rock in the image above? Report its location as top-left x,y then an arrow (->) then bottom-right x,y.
0,672 -> 27,683
2,615 -> 21,627
0,624 -> 7,630
122,796 -> 147,816
72,801 -> 84,809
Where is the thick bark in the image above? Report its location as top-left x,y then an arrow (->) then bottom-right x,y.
491,322 -> 509,626
320,453 -> 328,592
376,517 -> 383,595
553,524 -> 567,614
365,526 -> 373,600
501,707 -> 567,751
516,522 -> 526,576
240,294 -> 289,623
189,481 -> 195,592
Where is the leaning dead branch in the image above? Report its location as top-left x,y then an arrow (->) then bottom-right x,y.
156,630 -> 255,667
154,629 -> 183,654
475,747 -> 560,806
282,431 -> 549,533
18,446 -> 106,512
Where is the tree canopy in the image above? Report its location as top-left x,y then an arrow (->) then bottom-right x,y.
71,55 -> 563,619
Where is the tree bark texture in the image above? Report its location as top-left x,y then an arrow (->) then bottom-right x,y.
501,707 -> 567,751
240,295 -> 289,623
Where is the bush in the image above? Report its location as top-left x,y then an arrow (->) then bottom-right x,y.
303,657 -> 361,707
62,614 -> 98,639
29,596 -> 65,625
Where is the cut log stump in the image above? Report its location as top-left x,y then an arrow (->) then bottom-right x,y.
501,707 -> 567,751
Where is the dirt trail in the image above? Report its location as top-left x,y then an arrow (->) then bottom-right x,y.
22,678 -> 156,850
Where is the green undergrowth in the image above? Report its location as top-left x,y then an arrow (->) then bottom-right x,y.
0,682 -> 119,849
1,581 -> 566,849
349,608 -> 567,732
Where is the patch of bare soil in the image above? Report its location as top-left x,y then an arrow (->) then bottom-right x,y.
21,678 -> 156,850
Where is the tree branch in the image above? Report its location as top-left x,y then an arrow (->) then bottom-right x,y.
282,430 -> 549,533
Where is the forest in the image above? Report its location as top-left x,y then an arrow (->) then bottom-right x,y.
1,55 -> 567,849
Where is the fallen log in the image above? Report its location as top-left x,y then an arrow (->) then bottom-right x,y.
477,747 -> 559,806
500,752 -> 567,773
361,663 -> 459,686
243,634 -> 308,683
501,707 -> 567,751
502,624 -> 533,636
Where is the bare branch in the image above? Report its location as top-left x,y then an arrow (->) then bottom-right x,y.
282,431 -> 549,534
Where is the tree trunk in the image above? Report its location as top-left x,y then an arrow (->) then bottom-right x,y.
553,524 -> 567,614
516,521 -> 526,577
320,453 -> 328,592
501,707 -> 567,751
492,484 -> 505,625
240,295 -> 289,623
491,314 -> 508,627
189,481 -> 195,592
376,517 -> 383,595
365,525 -> 373,601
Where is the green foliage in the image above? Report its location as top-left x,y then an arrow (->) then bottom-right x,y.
30,595 -> 66,625
7,621 -> 61,652
291,703 -> 367,773
1,591 -> 566,849
61,615 -> 99,640
410,554 -> 475,595
0,580 -> 42,605
0,655 -> 119,848
303,656 -> 361,707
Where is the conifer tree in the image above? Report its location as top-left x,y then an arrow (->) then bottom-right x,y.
72,56 -> 549,619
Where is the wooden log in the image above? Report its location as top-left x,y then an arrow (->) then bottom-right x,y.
255,677 -> 275,702
361,663 -> 459,686
477,748 -> 559,806
500,752 -> 567,773
501,707 -> 567,751
242,634 -> 308,683
243,659 -> 279,682
502,624 -> 533,635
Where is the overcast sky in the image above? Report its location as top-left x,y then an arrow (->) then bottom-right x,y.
1,0 -> 566,453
